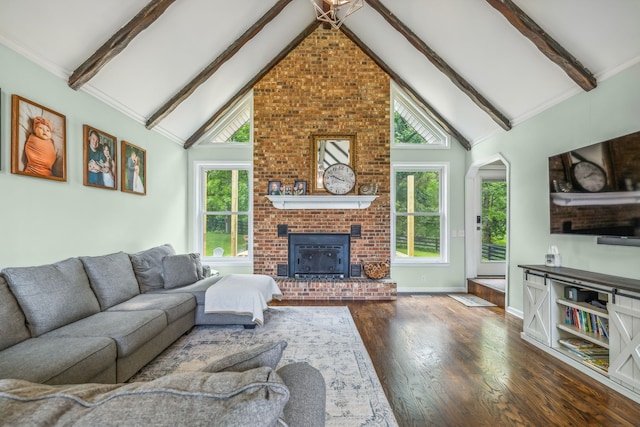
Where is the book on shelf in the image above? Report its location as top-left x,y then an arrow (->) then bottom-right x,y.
558,338 -> 609,374
566,347 -> 608,360
583,357 -> 609,373
563,306 -> 608,338
558,337 -> 596,350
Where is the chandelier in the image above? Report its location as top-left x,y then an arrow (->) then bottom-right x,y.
310,0 -> 364,29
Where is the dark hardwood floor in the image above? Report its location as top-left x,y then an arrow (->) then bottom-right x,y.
273,296 -> 640,426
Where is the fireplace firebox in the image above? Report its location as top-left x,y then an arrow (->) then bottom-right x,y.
288,233 -> 350,279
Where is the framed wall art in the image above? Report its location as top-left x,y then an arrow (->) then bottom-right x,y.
83,125 -> 117,190
11,94 -> 66,181
294,180 -> 307,195
268,180 -> 282,195
120,141 -> 146,195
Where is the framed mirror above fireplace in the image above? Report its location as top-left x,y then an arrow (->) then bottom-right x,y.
310,134 -> 356,193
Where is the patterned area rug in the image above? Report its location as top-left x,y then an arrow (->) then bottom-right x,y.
129,306 -> 398,427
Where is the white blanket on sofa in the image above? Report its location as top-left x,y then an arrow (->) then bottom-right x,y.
204,274 -> 283,326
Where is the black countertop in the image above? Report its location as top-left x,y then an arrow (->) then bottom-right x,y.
519,264 -> 640,294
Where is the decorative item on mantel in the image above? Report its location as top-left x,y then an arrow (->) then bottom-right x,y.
363,260 -> 390,279
359,183 -> 378,195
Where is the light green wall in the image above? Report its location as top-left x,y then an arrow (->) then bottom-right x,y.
0,44 -> 189,268
470,61 -> 640,313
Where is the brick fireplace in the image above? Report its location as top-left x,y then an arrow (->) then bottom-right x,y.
252,27 -> 396,300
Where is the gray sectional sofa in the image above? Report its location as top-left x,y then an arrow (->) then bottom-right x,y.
0,245 -> 326,426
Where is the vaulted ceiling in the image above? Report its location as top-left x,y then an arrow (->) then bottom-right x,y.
1,0 -> 639,149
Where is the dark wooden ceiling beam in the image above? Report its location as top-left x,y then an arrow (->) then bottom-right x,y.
68,0 -> 176,90
366,0 -> 511,132
486,0 -> 597,91
184,21 -> 321,149
147,0 -> 294,130
341,26 -> 471,151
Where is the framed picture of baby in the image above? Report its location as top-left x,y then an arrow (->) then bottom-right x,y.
10,94 -> 66,181
83,125 -> 117,190
120,141 -> 146,196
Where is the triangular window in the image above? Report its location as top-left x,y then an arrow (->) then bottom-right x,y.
204,91 -> 253,143
392,82 -> 448,147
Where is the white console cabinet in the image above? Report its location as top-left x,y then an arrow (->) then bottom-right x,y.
519,265 -> 640,403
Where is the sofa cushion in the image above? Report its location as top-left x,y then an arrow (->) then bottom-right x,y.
0,368 -> 289,427
0,275 -> 30,351
129,244 -> 175,292
107,293 -> 195,323
43,310 -> 166,358
2,258 -> 101,337
0,336 -> 116,385
80,252 -> 141,310
162,253 -> 202,289
203,341 -> 288,373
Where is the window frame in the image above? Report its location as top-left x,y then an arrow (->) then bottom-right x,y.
391,162 -> 449,264
200,91 -> 253,145
193,160 -> 253,264
390,81 -> 450,149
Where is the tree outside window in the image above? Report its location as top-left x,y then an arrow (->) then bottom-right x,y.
394,169 -> 444,260
202,168 -> 250,257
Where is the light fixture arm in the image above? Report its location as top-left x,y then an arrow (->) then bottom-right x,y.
310,0 -> 364,29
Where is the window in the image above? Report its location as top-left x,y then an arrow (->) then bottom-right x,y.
391,82 -> 449,147
202,91 -> 253,144
195,162 -> 252,260
392,163 -> 448,263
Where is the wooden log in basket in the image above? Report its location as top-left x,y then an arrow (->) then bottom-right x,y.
364,261 -> 389,279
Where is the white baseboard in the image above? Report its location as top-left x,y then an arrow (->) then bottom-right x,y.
506,306 -> 523,318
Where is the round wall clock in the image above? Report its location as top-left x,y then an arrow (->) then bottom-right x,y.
570,160 -> 607,192
323,163 -> 356,195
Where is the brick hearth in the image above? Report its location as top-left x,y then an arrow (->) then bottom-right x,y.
275,278 -> 397,301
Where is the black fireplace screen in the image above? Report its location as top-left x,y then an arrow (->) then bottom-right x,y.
288,233 -> 350,279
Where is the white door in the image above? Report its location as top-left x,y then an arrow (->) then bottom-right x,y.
476,165 -> 507,276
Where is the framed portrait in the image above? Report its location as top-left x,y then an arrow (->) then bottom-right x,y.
83,125 -> 117,190
11,94 -> 66,181
268,180 -> 282,195
294,180 -> 307,195
120,141 -> 146,195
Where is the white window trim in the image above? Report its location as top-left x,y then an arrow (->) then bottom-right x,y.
390,81 -> 450,149
193,160 -> 253,265
199,91 -> 254,145
391,162 -> 449,264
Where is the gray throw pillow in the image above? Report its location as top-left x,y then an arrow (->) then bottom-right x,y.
0,275 -> 30,351
202,341 -> 288,373
2,258 -> 100,337
0,368 -> 289,427
80,252 -> 140,310
129,244 -> 175,293
162,253 -> 202,289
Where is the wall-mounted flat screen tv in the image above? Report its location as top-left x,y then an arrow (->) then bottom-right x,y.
548,130 -> 640,246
